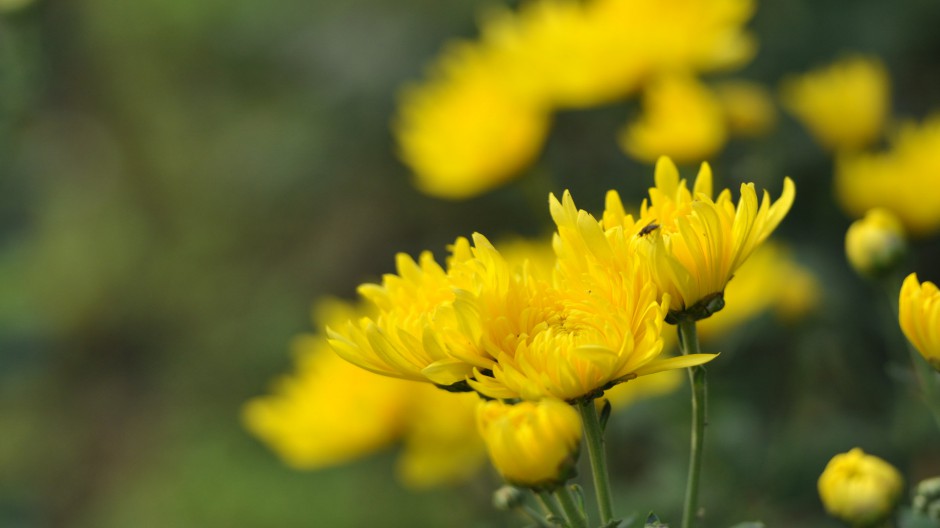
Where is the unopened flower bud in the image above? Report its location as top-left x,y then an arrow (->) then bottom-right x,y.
845,208 -> 907,277
477,399 -> 581,489
491,485 -> 526,511
818,448 -> 903,527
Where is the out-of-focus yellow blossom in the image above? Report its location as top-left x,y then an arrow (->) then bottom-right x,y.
604,370 -> 682,410
818,448 -> 904,527
900,273 -> 940,371
243,302 -> 411,470
245,300 -> 485,488
620,74 -> 728,164
328,237 -> 497,388
714,80 -> 777,137
477,399 -> 581,488
467,211 -> 716,401
394,42 -> 551,200
781,56 -> 890,152
697,242 -> 819,340
845,208 -> 907,277
836,115 -> 940,237
593,157 -> 794,318
396,389 -> 485,489
592,0 -> 756,74
481,0 -> 647,108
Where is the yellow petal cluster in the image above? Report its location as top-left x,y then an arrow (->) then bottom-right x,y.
620,74 -> 728,164
781,55 -> 889,152
713,80 -> 777,137
394,42 -> 551,200
593,157 -> 794,315
900,274 -> 940,371
845,208 -> 907,277
477,399 -> 582,488
818,448 -> 904,526
327,237 -> 496,387
836,115 -> 940,237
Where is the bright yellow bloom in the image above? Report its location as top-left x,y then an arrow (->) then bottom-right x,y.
620,74 -> 728,164
697,242 -> 819,340
818,448 -> 904,526
714,80 -> 777,137
327,238 -> 486,387
604,157 -> 795,316
781,56 -> 890,152
477,399 -> 581,488
394,41 -> 550,199
845,208 -> 907,277
243,301 -> 411,470
900,273 -> 940,371
836,115 -> 940,237
592,0 -> 756,74
466,208 -> 715,401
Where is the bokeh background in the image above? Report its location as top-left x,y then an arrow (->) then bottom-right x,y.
3,0 -> 940,526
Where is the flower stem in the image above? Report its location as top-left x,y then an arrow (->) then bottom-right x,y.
578,399 -> 614,525
554,485 -> 588,528
677,318 -> 708,528
535,490 -> 567,526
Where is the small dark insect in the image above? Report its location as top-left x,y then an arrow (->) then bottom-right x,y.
638,220 -> 660,237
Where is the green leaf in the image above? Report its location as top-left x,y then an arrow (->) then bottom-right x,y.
728,523 -> 766,528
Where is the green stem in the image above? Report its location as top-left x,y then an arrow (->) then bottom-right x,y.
578,399 -> 614,525
520,504 -> 555,528
554,485 -> 588,528
535,490 -> 567,527
678,318 -> 707,528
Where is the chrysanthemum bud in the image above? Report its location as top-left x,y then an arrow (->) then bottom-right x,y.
818,448 -> 904,527
899,273 -> 940,371
491,485 -> 526,511
477,399 -> 581,489
845,208 -> 907,277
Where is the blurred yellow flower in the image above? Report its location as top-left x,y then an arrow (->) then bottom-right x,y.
396,390 -> 486,489
609,157 -> 794,317
818,448 -> 903,526
592,0 -> 756,74
845,208 -> 907,277
481,0 -> 647,108
900,273 -> 940,371
620,74 -> 728,164
781,55 -> 890,152
394,41 -> 550,199
245,300 -> 485,487
477,399 -> 581,488
604,370 -> 682,410
836,115 -> 940,237
697,242 -> 819,340
243,301 -> 410,470
714,80 -> 777,137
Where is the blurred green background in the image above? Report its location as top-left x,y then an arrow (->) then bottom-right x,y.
3,0 -> 940,526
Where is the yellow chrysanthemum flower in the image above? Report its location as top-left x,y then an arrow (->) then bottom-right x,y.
481,0 -> 648,109
620,74 -> 728,164
394,41 -> 551,199
836,115 -> 940,237
900,273 -> 940,371
467,223 -> 715,402
714,80 -> 777,137
477,399 -> 582,489
781,55 -> 890,152
592,0 -> 756,74
243,301 -> 411,470
327,237 -> 491,387
845,208 -> 907,277
697,242 -> 819,340
609,157 -> 795,317
818,448 -> 904,527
